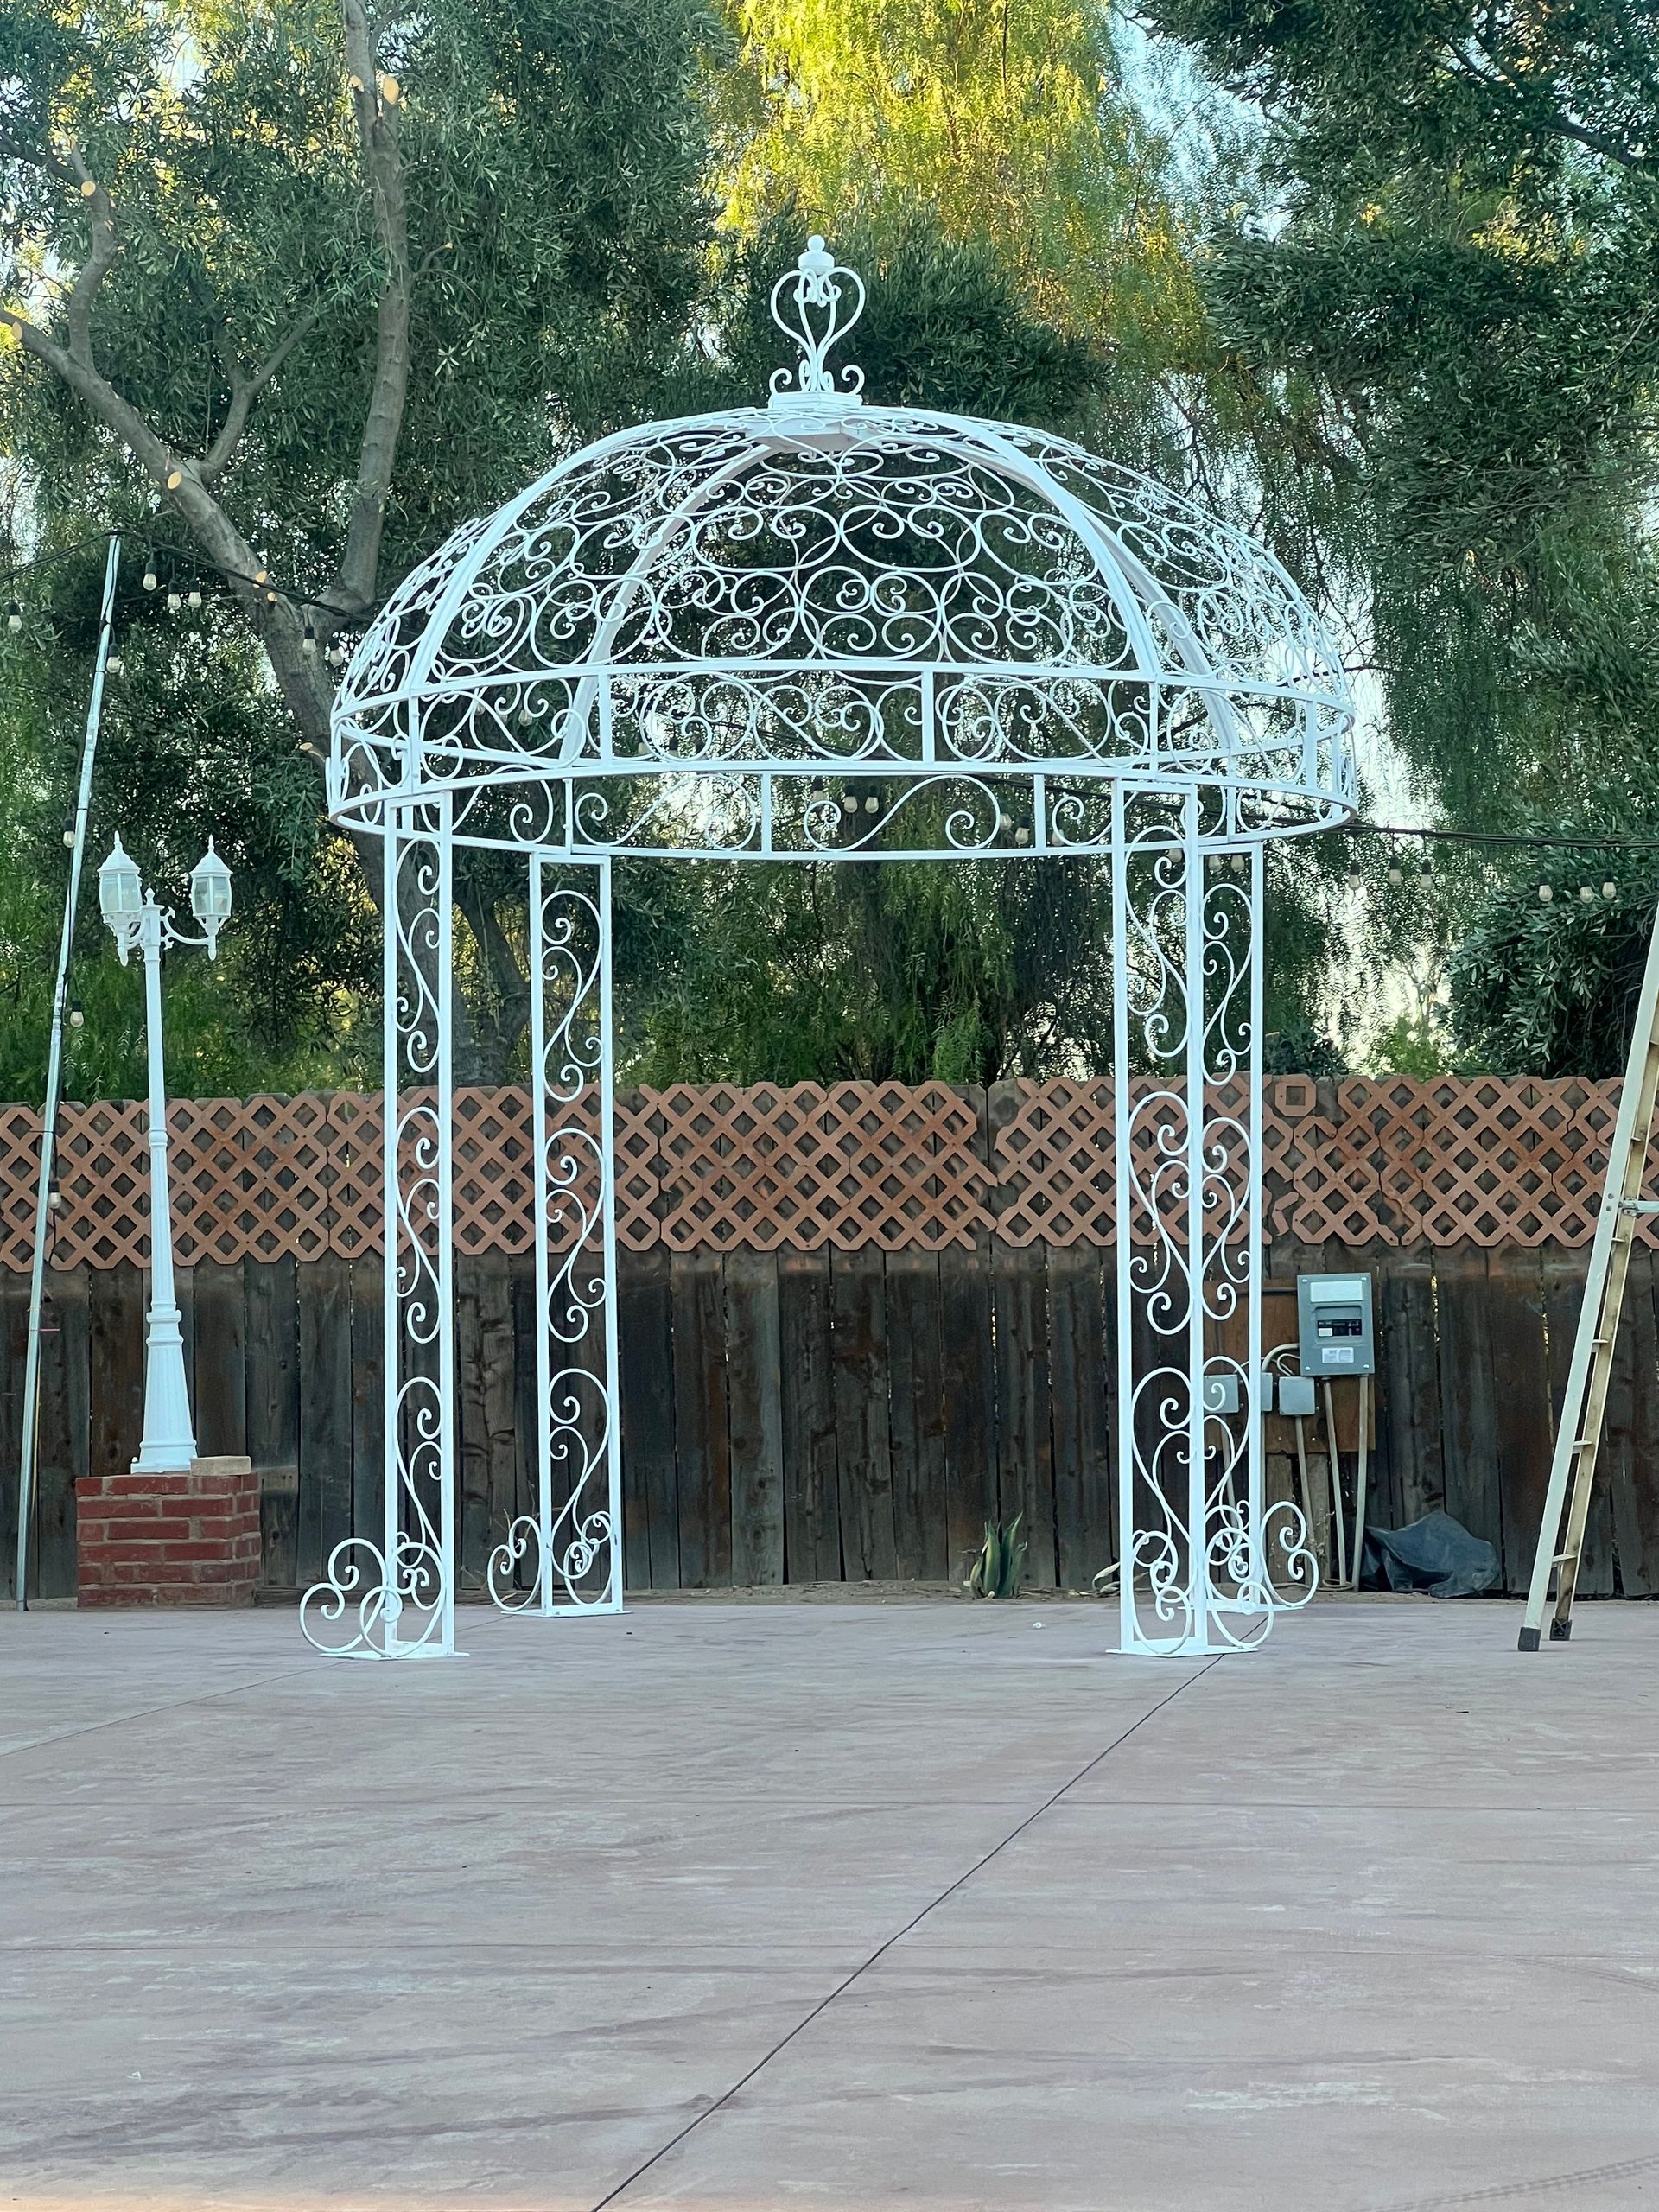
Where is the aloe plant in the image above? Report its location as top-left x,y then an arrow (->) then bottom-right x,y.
967,1514 -> 1029,1599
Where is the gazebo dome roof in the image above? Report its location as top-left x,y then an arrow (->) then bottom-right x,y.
329,240 -> 1355,859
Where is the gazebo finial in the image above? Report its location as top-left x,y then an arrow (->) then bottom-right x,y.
768,235 -> 867,407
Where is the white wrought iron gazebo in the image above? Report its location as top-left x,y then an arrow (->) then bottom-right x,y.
302,239 -> 1357,1662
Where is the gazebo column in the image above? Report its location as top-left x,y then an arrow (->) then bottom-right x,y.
489,850 -> 621,1616
302,797 -> 457,1657
1111,787 -> 1313,1655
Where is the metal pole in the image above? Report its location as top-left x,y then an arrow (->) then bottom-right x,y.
596,855 -> 624,1611
1322,1377 -> 1348,1589
1110,783 -> 1135,1652
527,850 -> 553,1610
1184,791 -> 1208,1649
130,905 -> 198,1472
16,534 -> 119,1608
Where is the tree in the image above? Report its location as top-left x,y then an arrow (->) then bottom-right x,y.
0,0 -> 719,1084
1141,0 -> 1659,1064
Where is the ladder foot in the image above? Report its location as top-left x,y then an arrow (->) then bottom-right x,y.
1549,1618 -> 1573,1642
1517,1625 -> 1541,1652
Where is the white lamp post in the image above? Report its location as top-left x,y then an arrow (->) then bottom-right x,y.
99,834 -> 232,1473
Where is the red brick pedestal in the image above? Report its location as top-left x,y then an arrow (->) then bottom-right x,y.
76,1456 -> 261,1606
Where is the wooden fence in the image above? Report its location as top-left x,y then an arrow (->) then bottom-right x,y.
5,1079 -> 1659,1605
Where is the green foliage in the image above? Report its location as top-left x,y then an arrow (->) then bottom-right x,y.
1368,1009 -> 1452,1078
967,1515 -> 1028,1599
1448,852 -> 1657,1076
0,0 -> 723,1096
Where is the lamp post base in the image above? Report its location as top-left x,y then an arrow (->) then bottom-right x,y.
131,1299 -> 198,1472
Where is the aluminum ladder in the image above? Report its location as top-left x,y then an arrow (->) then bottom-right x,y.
1519,895 -> 1659,1649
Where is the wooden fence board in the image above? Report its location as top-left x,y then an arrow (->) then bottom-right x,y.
995,1244 -> 1055,1587
884,1250 -> 948,1582
351,1260 -> 385,1552
33,1266 -> 88,1600
1436,1249 -> 1504,1560
1484,1248 -> 1552,1591
457,1251 -> 516,1593
245,1256 -> 300,1589
1048,1243 -> 1112,1591
939,1246 -> 995,1584
830,1249 -> 897,1582
89,1263 -> 144,1479
618,1248 -> 677,1590
0,1273 -> 31,1596
778,1250 -> 839,1582
724,1251 -> 785,1586
193,1261 -> 246,1460
671,1254 -> 730,1587
1609,1252 -> 1659,1596
1377,1250 -> 1443,1529
296,1253 -> 353,1591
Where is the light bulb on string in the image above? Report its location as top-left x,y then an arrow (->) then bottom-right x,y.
1604,881 -> 1618,900
302,623 -> 316,656
1386,859 -> 1402,886
60,816 -> 75,849
1580,884 -> 1596,904
840,791 -> 857,816
1014,823 -> 1032,848
6,601 -> 21,634
863,791 -> 880,815
142,565 -> 158,592
1420,855 -> 1433,883
67,1000 -> 84,1030
187,587 -> 201,610
1539,882 -> 1554,903
105,652 -> 123,676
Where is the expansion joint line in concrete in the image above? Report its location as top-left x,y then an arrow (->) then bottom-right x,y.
588,1653 -> 1224,2211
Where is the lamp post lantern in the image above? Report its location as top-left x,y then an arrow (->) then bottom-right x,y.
99,835 -> 232,1473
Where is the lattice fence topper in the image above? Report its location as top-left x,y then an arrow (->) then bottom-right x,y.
3,1076 -> 1656,1272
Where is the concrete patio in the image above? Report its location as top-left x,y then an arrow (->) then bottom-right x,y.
3,1594 -> 1657,2211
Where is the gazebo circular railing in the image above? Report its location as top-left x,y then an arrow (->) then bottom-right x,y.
301,238 -> 1357,1662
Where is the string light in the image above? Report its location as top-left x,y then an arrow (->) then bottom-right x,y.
863,791 -> 880,814
1604,881 -> 1618,900
166,588 -> 181,613
104,652 -> 123,675
1539,883 -> 1554,902
1014,823 -> 1032,847
6,601 -> 20,633
67,1001 -> 84,1030
187,587 -> 202,609
1580,884 -> 1596,903
142,565 -> 157,592
1387,861 -> 1402,886
841,791 -> 858,815
302,623 -> 316,656
60,816 -> 75,849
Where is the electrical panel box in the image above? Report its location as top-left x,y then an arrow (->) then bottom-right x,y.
1296,1273 -> 1375,1378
